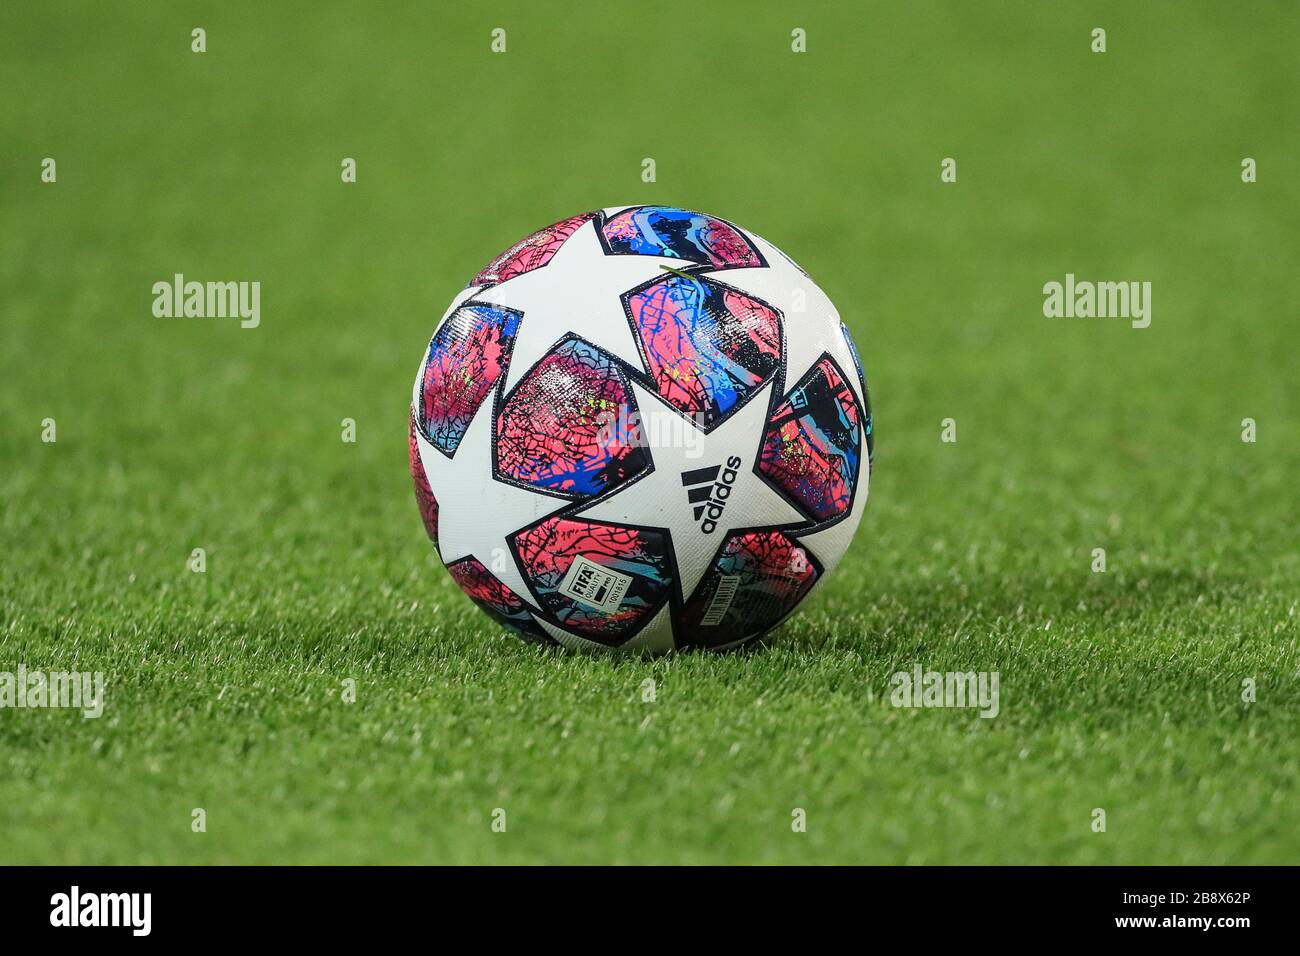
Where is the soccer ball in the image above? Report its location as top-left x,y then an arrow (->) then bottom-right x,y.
409,206 -> 872,654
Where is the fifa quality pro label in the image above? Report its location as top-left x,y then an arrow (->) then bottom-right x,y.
558,557 -> 633,613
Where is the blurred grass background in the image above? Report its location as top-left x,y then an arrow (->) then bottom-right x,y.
0,1 -> 1296,863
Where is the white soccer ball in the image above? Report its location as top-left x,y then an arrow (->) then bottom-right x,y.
409,206 -> 872,654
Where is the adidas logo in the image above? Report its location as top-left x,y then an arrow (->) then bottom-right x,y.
681,456 -> 743,534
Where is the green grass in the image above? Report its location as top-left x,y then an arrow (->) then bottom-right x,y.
1,1 -> 1297,864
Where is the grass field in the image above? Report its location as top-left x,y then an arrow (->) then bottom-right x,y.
1,1 -> 1297,865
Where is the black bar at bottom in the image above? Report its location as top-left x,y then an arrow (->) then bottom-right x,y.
0,866 -> 1290,941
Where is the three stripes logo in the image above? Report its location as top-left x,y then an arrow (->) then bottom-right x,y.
681,456 -> 743,534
